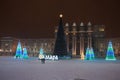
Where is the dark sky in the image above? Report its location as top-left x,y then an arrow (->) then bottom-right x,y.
0,0 -> 120,38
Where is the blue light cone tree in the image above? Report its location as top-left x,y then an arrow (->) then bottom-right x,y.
85,48 -> 89,60
106,41 -> 116,60
85,47 -> 95,60
90,48 -> 95,59
22,48 -> 29,59
39,48 -> 44,55
14,41 -> 23,58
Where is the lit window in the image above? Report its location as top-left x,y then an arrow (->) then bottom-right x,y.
0,49 -> 3,52
55,29 -> 57,32
45,43 -> 47,46
99,28 -> 104,31
66,33 -> 68,35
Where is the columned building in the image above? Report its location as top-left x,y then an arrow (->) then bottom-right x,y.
55,22 -> 106,58
0,30 -> 120,57
0,19 -> 120,58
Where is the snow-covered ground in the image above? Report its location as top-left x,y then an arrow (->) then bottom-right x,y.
0,56 -> 120,80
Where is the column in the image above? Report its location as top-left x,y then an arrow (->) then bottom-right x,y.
80,36 -> 85,60
66,35 -> 69,52
72,35 -> 76,56
72,22 -> 77,57
65,23 -> 70,53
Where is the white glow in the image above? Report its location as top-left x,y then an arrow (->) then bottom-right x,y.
60,14 -> 63,18
65,23 -> 69,26
81,52 -> 85,60
72,22 -> 76,26
10,49 -> 12,52
39,54 -> 44,59
88,22 -> 92,26
0,49 -> 3,52
80,22 -> 84,26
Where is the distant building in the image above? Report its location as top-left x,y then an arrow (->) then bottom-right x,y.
0,32 -> 120,57
0,19 -> 120,57
0,23 -> 120,58
0,37 -> 15,56
0,37 -> 55,57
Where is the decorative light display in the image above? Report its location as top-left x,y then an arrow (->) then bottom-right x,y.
90,48 -> 95,59
106,41 -> 116,60
81,52 -> 85,60
39,48 -> 45,59
22,48 -> 29,59
39,48 -> 44,55
14,41 -> 22,58
85,47 -> 95,60
53,14 -> 68,57
85,48 -> 90,60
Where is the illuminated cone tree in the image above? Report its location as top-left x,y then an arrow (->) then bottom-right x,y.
39,48 -> 45,59
85,47 -> 95,60
90,48 -> 95,59
39,48 -> 44,55
14,41 -> 22,58
85,48 -> 89,60
53,14 -> 68,57
106,41 -> 116,60
22,48 -> 29,59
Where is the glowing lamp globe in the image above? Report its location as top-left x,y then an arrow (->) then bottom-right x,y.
60,14 -> 63,18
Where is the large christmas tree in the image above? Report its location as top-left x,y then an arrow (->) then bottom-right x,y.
106,41 -> 116,60
53,14 -> 68,57
14,41 -> 22,58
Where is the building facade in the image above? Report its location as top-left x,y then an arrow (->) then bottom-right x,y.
0,23 -> 120,58
0,37 -> 55,57
55,22 -> 106,58
96,38 -> 120,57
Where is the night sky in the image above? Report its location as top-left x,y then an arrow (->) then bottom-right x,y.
0,0 -> 120,38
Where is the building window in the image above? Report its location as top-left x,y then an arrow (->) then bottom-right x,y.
99,28 -> 104,32
45,43 -> 47,46
100,43 -> 104,48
